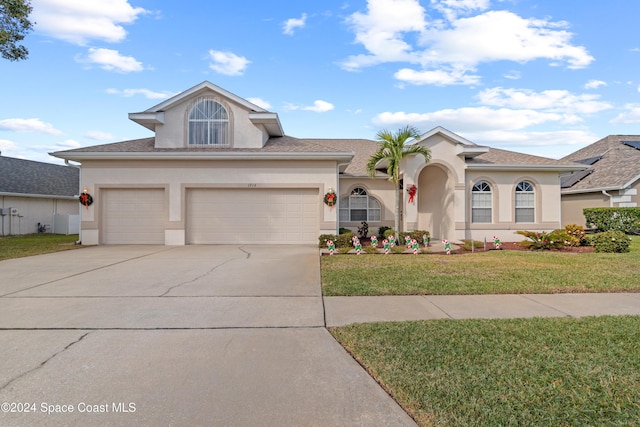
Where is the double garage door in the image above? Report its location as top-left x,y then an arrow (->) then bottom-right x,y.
102,188 -> 318,244
186,188 -> 318,244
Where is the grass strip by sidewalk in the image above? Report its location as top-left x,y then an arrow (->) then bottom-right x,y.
332,316 -> 640,426
0,234 -> 81,261
321,242 -> 640,295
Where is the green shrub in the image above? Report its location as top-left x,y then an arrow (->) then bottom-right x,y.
363,245 -> 379,254
564,224 -> 587,246
583,207 -> 640,233
318,232 -> 355,248
383,229 -> 397,240
338,227 -> 351,235
398,230 -> 431,246
377,226 -> 392,239
516,230 -> 567,250
460,239 -> 484,251
586,230 -> 631,253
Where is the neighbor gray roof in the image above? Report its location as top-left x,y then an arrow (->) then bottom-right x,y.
560,135 -> 640,192
0,156 -> 79,197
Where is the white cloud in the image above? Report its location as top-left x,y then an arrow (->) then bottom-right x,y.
85,131 -> 114,141
610,104 -> 640,124
394,67 -> 480,85
286,100 -> 335,113
477,87 -> 612,114
341,0 -> 427,70
341,1 -> 593,85
585,80 -> 607,90
106,88 -> 174,99
246,98 -> 272,110
0,118 -> 63,135
283,13 -> 307,35
0,139 -> 18,153
32,0 -> 148,45
373,107 -> 565,131
80,48 -> 144,73
208,50 -> 250,76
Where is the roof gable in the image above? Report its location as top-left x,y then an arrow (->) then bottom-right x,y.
129,81 -> 284,137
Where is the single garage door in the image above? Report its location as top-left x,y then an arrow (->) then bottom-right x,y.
187,188 -> 318,244
102,188 -> 165,244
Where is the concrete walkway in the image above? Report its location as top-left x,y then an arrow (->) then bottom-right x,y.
325,293 -> 640,327
1,245 -> 639,426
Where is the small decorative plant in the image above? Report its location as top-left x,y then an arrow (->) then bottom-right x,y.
516,230 -> 568,250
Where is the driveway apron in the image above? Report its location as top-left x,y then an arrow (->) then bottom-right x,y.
0,245 -> 416,426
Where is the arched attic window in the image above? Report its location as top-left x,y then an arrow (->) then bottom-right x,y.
188,99 -> 229,146
339,187 -> 381,222
471,181 -> 492,223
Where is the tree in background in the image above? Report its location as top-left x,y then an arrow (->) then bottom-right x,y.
0,0 -> 33,61
366,125 -> 431,233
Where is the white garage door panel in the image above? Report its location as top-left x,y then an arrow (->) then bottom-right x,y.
187,188 -> 318,244
103,189 -> 165,244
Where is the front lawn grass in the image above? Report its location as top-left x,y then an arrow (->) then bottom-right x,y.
332,316 -> 640,426
321,237 -> 640,295
0,234 -> 81,261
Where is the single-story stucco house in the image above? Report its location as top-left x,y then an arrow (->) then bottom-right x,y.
0,155 -> 79,235
51,81 -> 582,245
561,135 -> 640,226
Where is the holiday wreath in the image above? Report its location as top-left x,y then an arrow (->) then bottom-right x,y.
79,191 -> 94,209
324,190 -> 336,207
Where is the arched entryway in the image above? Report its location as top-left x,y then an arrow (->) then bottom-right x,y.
417,164 -> 455,240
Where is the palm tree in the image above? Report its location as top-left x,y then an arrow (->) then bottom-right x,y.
366,125 -> 431,233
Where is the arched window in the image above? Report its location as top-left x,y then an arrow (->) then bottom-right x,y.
188,99 -> 229,146
515,181 -> 535,223
339,187 -> 381,222
471,181 -> 492,223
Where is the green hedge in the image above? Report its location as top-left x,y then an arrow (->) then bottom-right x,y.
318,232 -> 355,248
583,207 -> 640,233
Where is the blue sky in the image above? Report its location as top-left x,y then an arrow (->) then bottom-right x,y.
1,0 -> 640,164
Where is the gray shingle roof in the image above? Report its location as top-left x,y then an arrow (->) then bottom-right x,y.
302,138 -> 384,176
561,135 -> 640,191
468,147 -> 576,167
0,156 -> 79,197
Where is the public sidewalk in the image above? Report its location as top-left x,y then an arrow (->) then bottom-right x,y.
323,292 -> 640,327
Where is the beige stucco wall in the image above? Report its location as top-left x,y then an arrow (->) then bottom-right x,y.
78,159 -> 338,245
0,196 -> 78,235
337,177 -> 395,235
561,192 -> 609,227
154,91 -> 267,149
464,170 -> 563,242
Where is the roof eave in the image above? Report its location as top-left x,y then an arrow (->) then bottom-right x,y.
128,112 -> 165,131
50,151 -> 355,162
561,186 -> 623,195
0,191 -> 77,199
467,164 -> 586,172
249,113 -> 284,137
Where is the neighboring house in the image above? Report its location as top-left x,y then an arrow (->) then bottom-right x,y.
51,81 -> 581,245
561,135 -> 640,226
0,155 -> 80,235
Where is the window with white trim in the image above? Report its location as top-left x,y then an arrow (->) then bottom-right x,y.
188,99 -> 229,146
339,187 -> 381,222
471,181 -> 492,223
515,181 -> 535,222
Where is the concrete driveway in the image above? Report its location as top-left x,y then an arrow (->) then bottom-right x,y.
0,246 -> 416,426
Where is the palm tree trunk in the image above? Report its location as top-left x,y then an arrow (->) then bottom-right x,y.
394,184 -> 400,233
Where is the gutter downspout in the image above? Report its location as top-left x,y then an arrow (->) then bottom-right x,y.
602,190 -> 614,207
65,160 -> 82,244
335,162 -> 350,234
